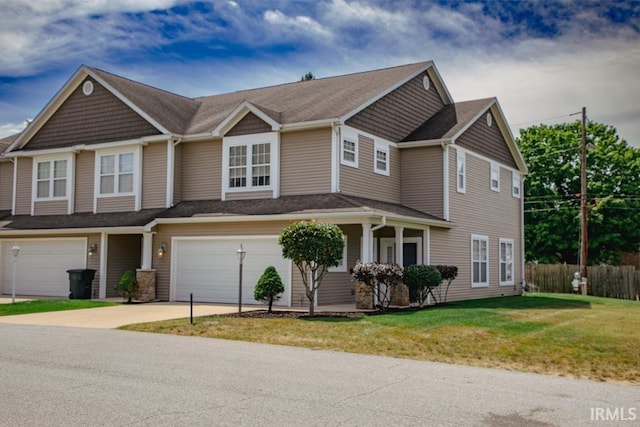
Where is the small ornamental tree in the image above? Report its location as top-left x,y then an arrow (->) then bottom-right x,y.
403,265 -> 441,308
352,262 -> 404,310
434,265 -> 458,304
254,266 -> 285,313
118,270 -> 139,303
279,221 -> 344,316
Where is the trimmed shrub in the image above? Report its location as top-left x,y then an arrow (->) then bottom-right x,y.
118,270 -> 139,303
434,265 -> 458,304
404,265 -> 441,307
352,262 -> 404,310
254,266 -> 285,313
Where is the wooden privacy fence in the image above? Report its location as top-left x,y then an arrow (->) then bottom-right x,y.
525,263 -> 640,301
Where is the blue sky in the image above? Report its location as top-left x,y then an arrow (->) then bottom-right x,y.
1,0 -> 639,146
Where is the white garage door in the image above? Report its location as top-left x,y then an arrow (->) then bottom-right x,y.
172,237 -> 290,306
1,239 -> 87,297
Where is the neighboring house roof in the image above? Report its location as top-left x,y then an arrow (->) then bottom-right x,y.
0,133 -> 19,152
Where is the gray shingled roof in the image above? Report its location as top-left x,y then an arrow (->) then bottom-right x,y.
0,209 -> 166,230
403,98 -> 493,142
89,62 -> 430,136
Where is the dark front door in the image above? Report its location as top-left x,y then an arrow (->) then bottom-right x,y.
403,243 -> 418,303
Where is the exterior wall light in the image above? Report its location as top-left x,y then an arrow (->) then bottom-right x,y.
88,243 -> 98,256
157,242 -> 167,258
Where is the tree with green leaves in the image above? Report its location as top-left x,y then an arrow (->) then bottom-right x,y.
403,264 -> 441,308
300,71 -> 315,81
517,121 -> 640,265
254,266 -> 285,313
279,221 -> 344,315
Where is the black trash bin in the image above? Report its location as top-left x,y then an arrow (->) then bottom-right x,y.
67,269 -> 96,299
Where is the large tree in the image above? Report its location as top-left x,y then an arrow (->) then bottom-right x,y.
517,121 -> 640,265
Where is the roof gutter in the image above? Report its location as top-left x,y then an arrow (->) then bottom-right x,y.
397,138 -> 451,149
0,226 -> 147,236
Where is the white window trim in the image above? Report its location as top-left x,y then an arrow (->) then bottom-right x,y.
340,127 -> 358,168
32,154 -> 72,202
329,236 -> 348,272
222,132 -> 278,195
512,171 -> 521,198
471,234 -> 489,288
94,145 -> 141,211
490,162 -> 500,192
374,142 -> 390,176
499,238 -> 515,286
456,149 -> 466,193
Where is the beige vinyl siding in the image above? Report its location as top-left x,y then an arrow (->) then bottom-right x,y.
86,233 -> 102,298
24,77 -> 159,151
14,157 -> 32,215
224,190 -> 273,200
226,112 -> 272,136
429,147 -> 522,302
0,162 -> 14,210
280,128 -> 332,196
34,200 -> 68,215
456,112 -> 518,169
173,144 -> 183,203
152,221 -> 296,301
180,139 -> 221,201
346,73 -> 445,142
339,135 -> 400,203
142,142 -> 167,209
74,150 -> 94,213
400,145 -> 444,217
97,196 -> 135,213
106,234 -> 141,298
317,224 -> 360,305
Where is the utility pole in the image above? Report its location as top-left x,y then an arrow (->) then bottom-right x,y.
579,107 -> 588,295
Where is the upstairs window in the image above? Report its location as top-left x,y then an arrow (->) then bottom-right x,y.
251,143 -> 271,186
100,152 -> 134,195
223,134 -> 276,193
512,171 -> 521,198
490,162 -> 500,192
457,150 -> 466,193
36,159 -> 67,199
374,144 -> 389,175
341,137 -> 358,168
228,145 -> 247,188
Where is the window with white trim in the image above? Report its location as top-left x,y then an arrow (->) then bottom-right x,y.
374,144 -> 389,175
499,238 -> 514,285
99,152 -> 134,195
490,162 -> 500,192
329,236 -> 348,272
457,150 -> 466,193
341,137 -> 358,168
35,159 -> 67,199
512,171 -> 521,198
471,235 -> 489,287
223,133 -> 276,192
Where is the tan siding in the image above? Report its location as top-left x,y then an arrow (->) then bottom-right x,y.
97,196 -> 135,213
153,221 -> 294,301
280,128 -> 332,196
317,224 -> 360,305
74,151 -> 94,213
340,135 -> 400,203
224,190 -> 273,200
456,112 -> 518,168
181,139 -> 221,201
173,144 -> 183,203
226,112 -> 272,136
14,157 -> 32,215
106,234 -> 141,298
0,162 -> 14,210
346,73 -> 445,141
86,233 -> 102,298
24,77 -> 159,151
429,147 -> 522,302
34,200 -> 68,215
142,142 -> 167,209
400,146 -> 444,217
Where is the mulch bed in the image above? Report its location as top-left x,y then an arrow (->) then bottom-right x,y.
224,305 -> 435,319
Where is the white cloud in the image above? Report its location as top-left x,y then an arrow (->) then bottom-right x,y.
0,122 -> 27,139
263,9 -> 332,40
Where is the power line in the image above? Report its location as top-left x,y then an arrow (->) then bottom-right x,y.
510,113 -> 577,127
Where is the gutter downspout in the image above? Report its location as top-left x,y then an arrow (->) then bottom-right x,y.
166,137 -> 181,208
10,158 -> 17,215
442,142 -> 449,221
520,175 -> 526,293
332,122 -> 341,193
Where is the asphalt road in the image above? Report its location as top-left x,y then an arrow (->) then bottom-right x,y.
0,324 -> 638,426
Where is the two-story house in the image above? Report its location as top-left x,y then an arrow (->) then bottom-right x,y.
0,61 -> 527,307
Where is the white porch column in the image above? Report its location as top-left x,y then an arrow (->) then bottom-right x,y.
423,227 -> 430,265
141,232 -> 153,270
395,226 -> 404,267
361,223 -> 372,263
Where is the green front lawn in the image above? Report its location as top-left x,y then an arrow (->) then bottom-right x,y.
122,293 -> 640,384
0,299 -> 116,316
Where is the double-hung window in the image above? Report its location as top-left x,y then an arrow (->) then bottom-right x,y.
490,162 -> 500,192
457,150 -> 466,193
99,152 -> 134,195
512,171 -> 521,198
374,143 -> 389,175
341,137 -> 358,168
36,159 -> 67,199
499,238 -> 514,285
471,235 -> 489,287
223,134 -> 276,193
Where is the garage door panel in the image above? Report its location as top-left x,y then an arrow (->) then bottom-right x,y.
173,238 -> 290,306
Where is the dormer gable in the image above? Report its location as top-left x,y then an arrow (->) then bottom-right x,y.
211,100 -> 281,137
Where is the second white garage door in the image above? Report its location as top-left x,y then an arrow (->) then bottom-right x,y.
172,236 -> 291,306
